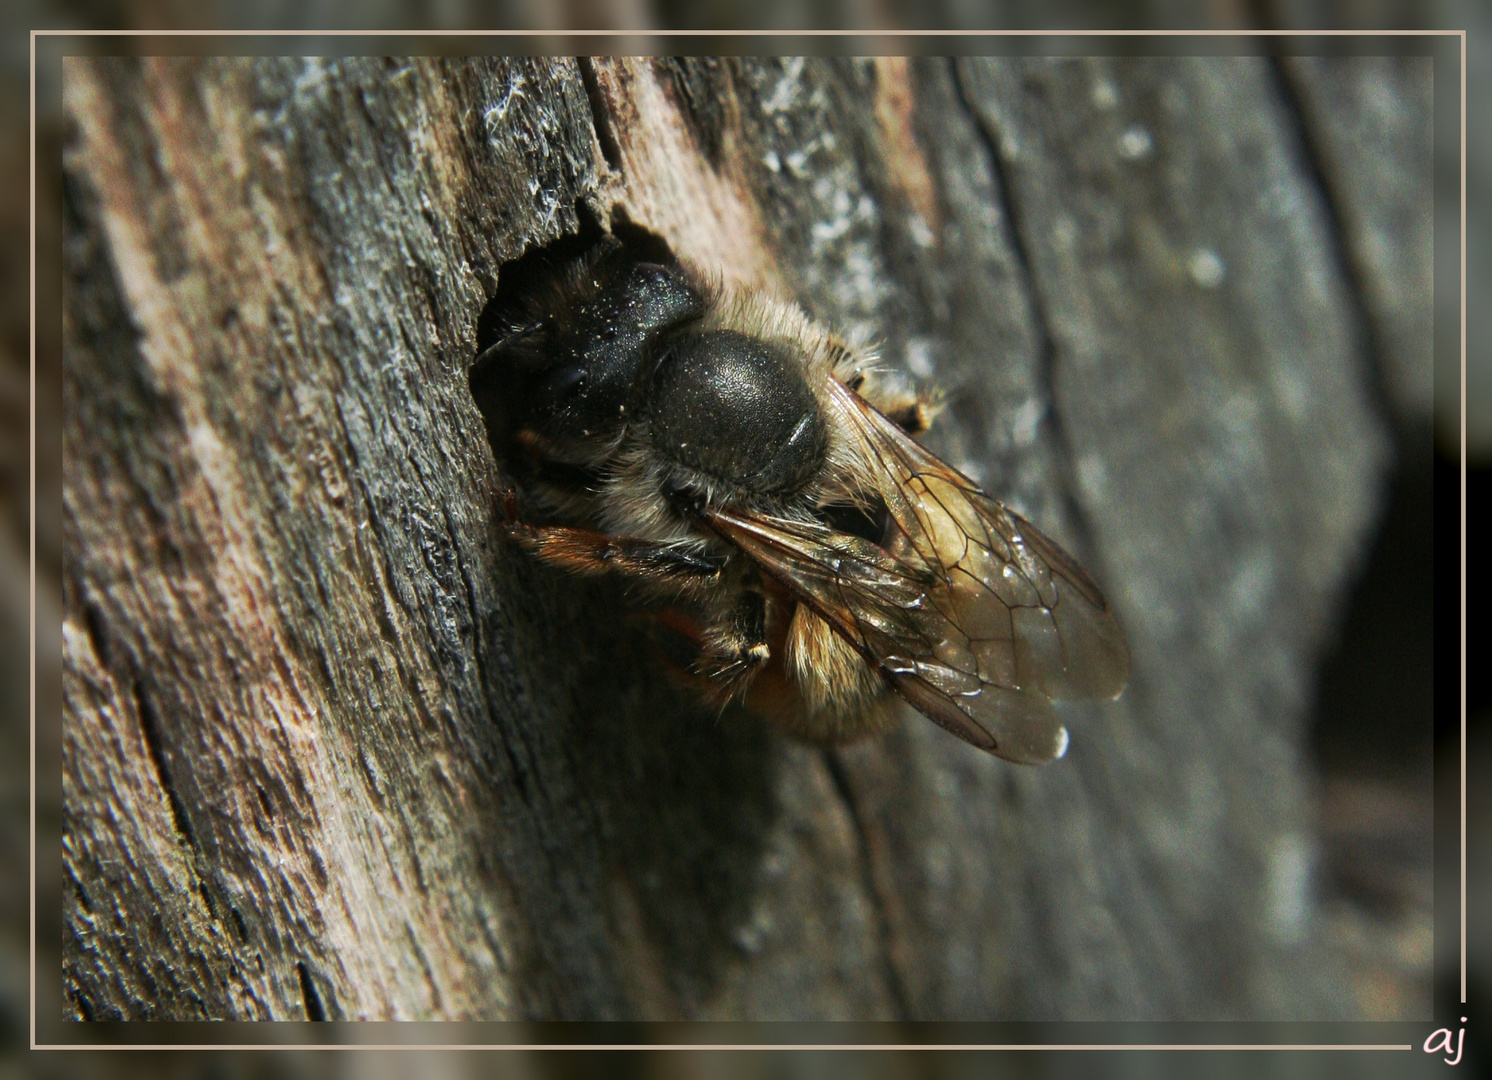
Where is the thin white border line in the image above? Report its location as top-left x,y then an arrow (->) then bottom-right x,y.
30,26 -> 1465,1044
1460,26 -> 1468,1009
28,26 -> 37,1056
27,27 -> 1461,36
31,1044 -> 1419,1052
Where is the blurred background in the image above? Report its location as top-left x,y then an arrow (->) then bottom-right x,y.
1,0 -> 1479,1074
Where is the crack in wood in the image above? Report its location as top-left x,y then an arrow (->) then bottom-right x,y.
296,959 -> 327,1021
821,749 -> 911,1020
130,675 -> 198,852
949,58 -> 1113,572
577,57 -> 622,172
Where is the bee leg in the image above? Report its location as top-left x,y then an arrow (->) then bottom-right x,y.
849,378 -> 941,436
503,518 -> 726,593
696,588 -> 771,704
880,393 -> 940,436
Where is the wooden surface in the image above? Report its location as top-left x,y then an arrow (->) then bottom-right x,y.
60,55 -> 1427,1022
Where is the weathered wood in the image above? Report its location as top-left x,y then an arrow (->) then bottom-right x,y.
1282,55 -> 1435,426
61,55 -> 1421,1022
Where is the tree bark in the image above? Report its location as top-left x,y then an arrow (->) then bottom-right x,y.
61,54 -> 1424,1022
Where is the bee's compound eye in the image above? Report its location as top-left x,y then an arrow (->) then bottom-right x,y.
531,356 -> 586,401
621,263 -> 703,330
508,258 -> 705,444
647,330 -> 828,494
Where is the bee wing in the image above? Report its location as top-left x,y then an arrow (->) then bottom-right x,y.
828,379 -> 1132,703
705,380 -> 1130,765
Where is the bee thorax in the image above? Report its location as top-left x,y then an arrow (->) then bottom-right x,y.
645,330 -> 828,495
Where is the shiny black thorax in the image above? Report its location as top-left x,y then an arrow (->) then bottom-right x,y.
473,245 -> 829,504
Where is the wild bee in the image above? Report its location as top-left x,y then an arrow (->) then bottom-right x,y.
470,237 -> 1129,764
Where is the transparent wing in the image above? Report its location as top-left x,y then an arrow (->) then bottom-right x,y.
705,379 -> 1129,765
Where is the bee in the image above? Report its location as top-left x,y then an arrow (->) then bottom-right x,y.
471,237 -> 1129,764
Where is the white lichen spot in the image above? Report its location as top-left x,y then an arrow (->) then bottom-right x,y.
812,174 -> 845,208
762,57 -> 805,114
1188,248 -> 1227,289
1011,397 -> 1044,447
1051,213 -> 1079,252
1117,124 -> 1153,160
1271,365 -> 1309,422
1266,833 -> 1312,943
1091,79 -> 1119,110
732,906 -> 774,955
763,149 -> 781,172
1227,549 -> 1274,621
908,213 -> 935,249
293,58 -> 329,98
484,72 -> 527,130
810,215 -> 851,246
905,337 -> 935,378
837,247 -> 886,318
1077,453 -> 1109,495
762,848 -> 787,879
